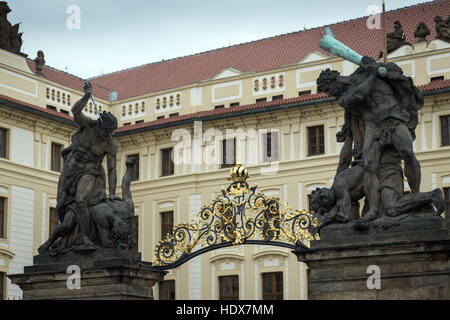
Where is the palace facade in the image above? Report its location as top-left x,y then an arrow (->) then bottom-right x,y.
0,0 -> 450,300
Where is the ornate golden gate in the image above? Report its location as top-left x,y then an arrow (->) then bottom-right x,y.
153,163 -> 319,270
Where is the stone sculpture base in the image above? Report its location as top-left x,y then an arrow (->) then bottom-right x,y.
8,248 -> 167,300
294,216 -> 450,300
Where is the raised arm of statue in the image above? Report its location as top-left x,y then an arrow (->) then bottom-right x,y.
71,81 -> 93,128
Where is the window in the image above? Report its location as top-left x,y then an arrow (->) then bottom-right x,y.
299,90 -> 312,96
46,105 -> 57,111
49,207 -> 59,236
161,211 -> 174,240
262,272 -> 283,300
444,187 -> 450,220
60,109 -> 69,115
157,116 -> 165,120
256,98 -> 267,103
308,125 -> 325,156
0,272 -> 4,300
431,76 -> 444,82
132,215 -> 138,249
0,128 -> 8,159
161,148 -> 174,177
159,280 -> 175,300
127,154 -> 139,181
215,105 -> 225,110
262,131 -> 279,163
441,115 -> 450,146
219,275 -> 239,300
230,102 -> 240,107
169,113 -> 179,117
51,142 -> 63,172
221,138 -> 236,168
0,197 -> 6,239
135,120 -> 144,124
272,95 -> 283,101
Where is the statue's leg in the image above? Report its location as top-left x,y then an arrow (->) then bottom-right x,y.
393,189 -> 445,215
56,170 -> 69,220
392,125 -> 421,193
333,185 -> 352,223
38,210 -> 75,254
381,187 -> 402,217
361,124 -> 382,221
75,175 -> 96,246
334,165 -> 364,222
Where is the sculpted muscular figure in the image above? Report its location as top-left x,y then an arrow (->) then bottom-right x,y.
39,81 -> 119,253
317,58 -> 423,222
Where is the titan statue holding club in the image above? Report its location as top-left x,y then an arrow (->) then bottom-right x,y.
39,81 -> 136,254
312,28 -> 444,231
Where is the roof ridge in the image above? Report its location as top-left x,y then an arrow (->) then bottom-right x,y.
26,57 -> 85,81
89,0 -> 440,80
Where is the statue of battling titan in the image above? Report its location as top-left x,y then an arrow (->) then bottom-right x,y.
39,82 -> 136,254
311,28 -> 444,232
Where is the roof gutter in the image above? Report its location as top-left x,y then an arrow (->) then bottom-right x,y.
0,98 -> 77,127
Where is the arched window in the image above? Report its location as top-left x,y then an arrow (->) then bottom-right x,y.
51,89 -> 55,100
46,88 -> 50,99
254,79 -> 260,91
62,93 -> 66,104
262,78 -> 268,90
122,105 -> 126,116
176,94 -> 180,106
57,91 -> 60,102
169,95 -> 174,107
279,75 -> 284,87
156,98 -> 160,110
135,103 -> 139,114
163,97 -> 167,108
67,95 -> 71,106
270,76 -> 276,88
141,101 -> 145,112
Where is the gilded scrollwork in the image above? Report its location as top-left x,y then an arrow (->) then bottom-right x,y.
153,163 -> 319,267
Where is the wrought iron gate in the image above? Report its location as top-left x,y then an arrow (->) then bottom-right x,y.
153,163 -> 319,270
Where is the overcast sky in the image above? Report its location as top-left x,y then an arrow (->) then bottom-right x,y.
6,0 -> 434,79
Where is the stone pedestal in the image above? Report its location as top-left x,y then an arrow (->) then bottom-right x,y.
294,216 -> 450,300
8,248 -> 167,300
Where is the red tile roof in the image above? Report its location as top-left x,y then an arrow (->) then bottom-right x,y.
26,60 -> 111,101
2,78 -> 450,134
421,78 -> 450,91
86,0 -> 450,100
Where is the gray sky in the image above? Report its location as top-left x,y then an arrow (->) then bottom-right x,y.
6,0 -> 434,79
